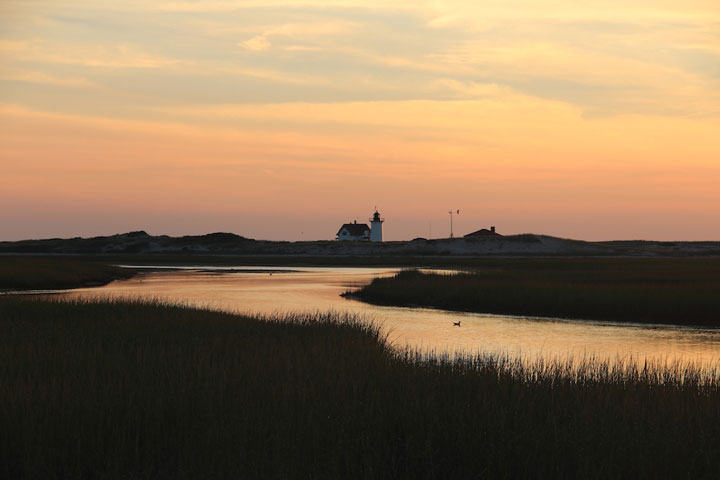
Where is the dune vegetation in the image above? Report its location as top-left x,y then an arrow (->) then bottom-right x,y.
0,256 -> 134,291
2,297 -> 720,479
351,258 -> 720,326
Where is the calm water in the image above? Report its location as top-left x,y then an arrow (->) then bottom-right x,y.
55,266 -> 720,368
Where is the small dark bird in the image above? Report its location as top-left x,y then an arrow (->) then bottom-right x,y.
453,321 -> 461,327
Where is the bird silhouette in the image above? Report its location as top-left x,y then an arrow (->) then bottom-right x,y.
453,321 -> 461,327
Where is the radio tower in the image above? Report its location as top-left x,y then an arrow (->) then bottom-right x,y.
449,209 -> 460,238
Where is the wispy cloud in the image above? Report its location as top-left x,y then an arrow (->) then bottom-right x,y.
239,36 -> 271,51
2,1 -> 719,117
1,40 -> 183,68
150,1 -> 411,12
222,66 -> 334,86
0,67 -> 94,87
235,20 -> 359,52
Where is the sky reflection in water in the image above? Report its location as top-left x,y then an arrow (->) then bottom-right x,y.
56,267 -> 720,370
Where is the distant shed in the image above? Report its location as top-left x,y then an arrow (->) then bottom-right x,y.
464,226 -> 501,238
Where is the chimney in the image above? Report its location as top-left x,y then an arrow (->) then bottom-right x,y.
491,226 -> 496,233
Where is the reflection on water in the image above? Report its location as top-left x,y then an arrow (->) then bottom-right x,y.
55,266 -> 720,368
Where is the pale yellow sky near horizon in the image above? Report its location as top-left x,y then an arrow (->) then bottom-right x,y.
1,1 -> 719,241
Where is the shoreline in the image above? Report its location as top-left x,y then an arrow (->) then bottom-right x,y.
7,256 -> 720,329
344,292 -> 720,332
349,266 -> 720,328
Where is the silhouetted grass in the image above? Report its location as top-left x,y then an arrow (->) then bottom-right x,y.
352,259 -> 720,326
2,297 -> 720,478
0,257 -> 134,290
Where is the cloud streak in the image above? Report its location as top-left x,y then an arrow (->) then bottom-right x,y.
3,1 -> 718,116
239,36 -> 271,51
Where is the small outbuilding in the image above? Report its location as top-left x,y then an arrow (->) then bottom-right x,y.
336,221 -> 371,241
464,226 -> 501,237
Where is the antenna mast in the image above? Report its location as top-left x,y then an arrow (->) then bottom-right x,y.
448,209 -> 460,238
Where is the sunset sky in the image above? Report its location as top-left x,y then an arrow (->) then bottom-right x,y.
2,1 -> 719,241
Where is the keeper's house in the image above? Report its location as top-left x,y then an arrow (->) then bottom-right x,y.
336,221 -> 370,241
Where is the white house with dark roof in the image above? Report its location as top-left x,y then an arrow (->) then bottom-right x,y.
336,221 -> 371,241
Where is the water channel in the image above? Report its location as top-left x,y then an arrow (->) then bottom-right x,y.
54,266 -> 720,369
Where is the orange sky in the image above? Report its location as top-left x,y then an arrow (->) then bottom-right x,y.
1,1 -> 719,241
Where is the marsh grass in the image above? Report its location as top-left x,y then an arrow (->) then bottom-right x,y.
2,297 -> 720,478
352,260 -> 720,326
0,257 -> 134,290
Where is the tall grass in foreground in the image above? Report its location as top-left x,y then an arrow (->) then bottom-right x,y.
2,298 -> 720,479
352,264 -> 720,326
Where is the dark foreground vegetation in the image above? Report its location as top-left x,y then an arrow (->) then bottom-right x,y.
2,298 -> 720,478
0,257 -> 134,290
352,258 -> 720,327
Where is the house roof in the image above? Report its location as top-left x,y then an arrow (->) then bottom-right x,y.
337,223 -> 370,236
464,228 -> 501,237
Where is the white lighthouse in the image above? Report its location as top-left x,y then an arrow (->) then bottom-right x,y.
370,209 -> 384,242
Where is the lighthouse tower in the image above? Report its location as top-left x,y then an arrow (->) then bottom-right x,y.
370,209 -> 384,242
